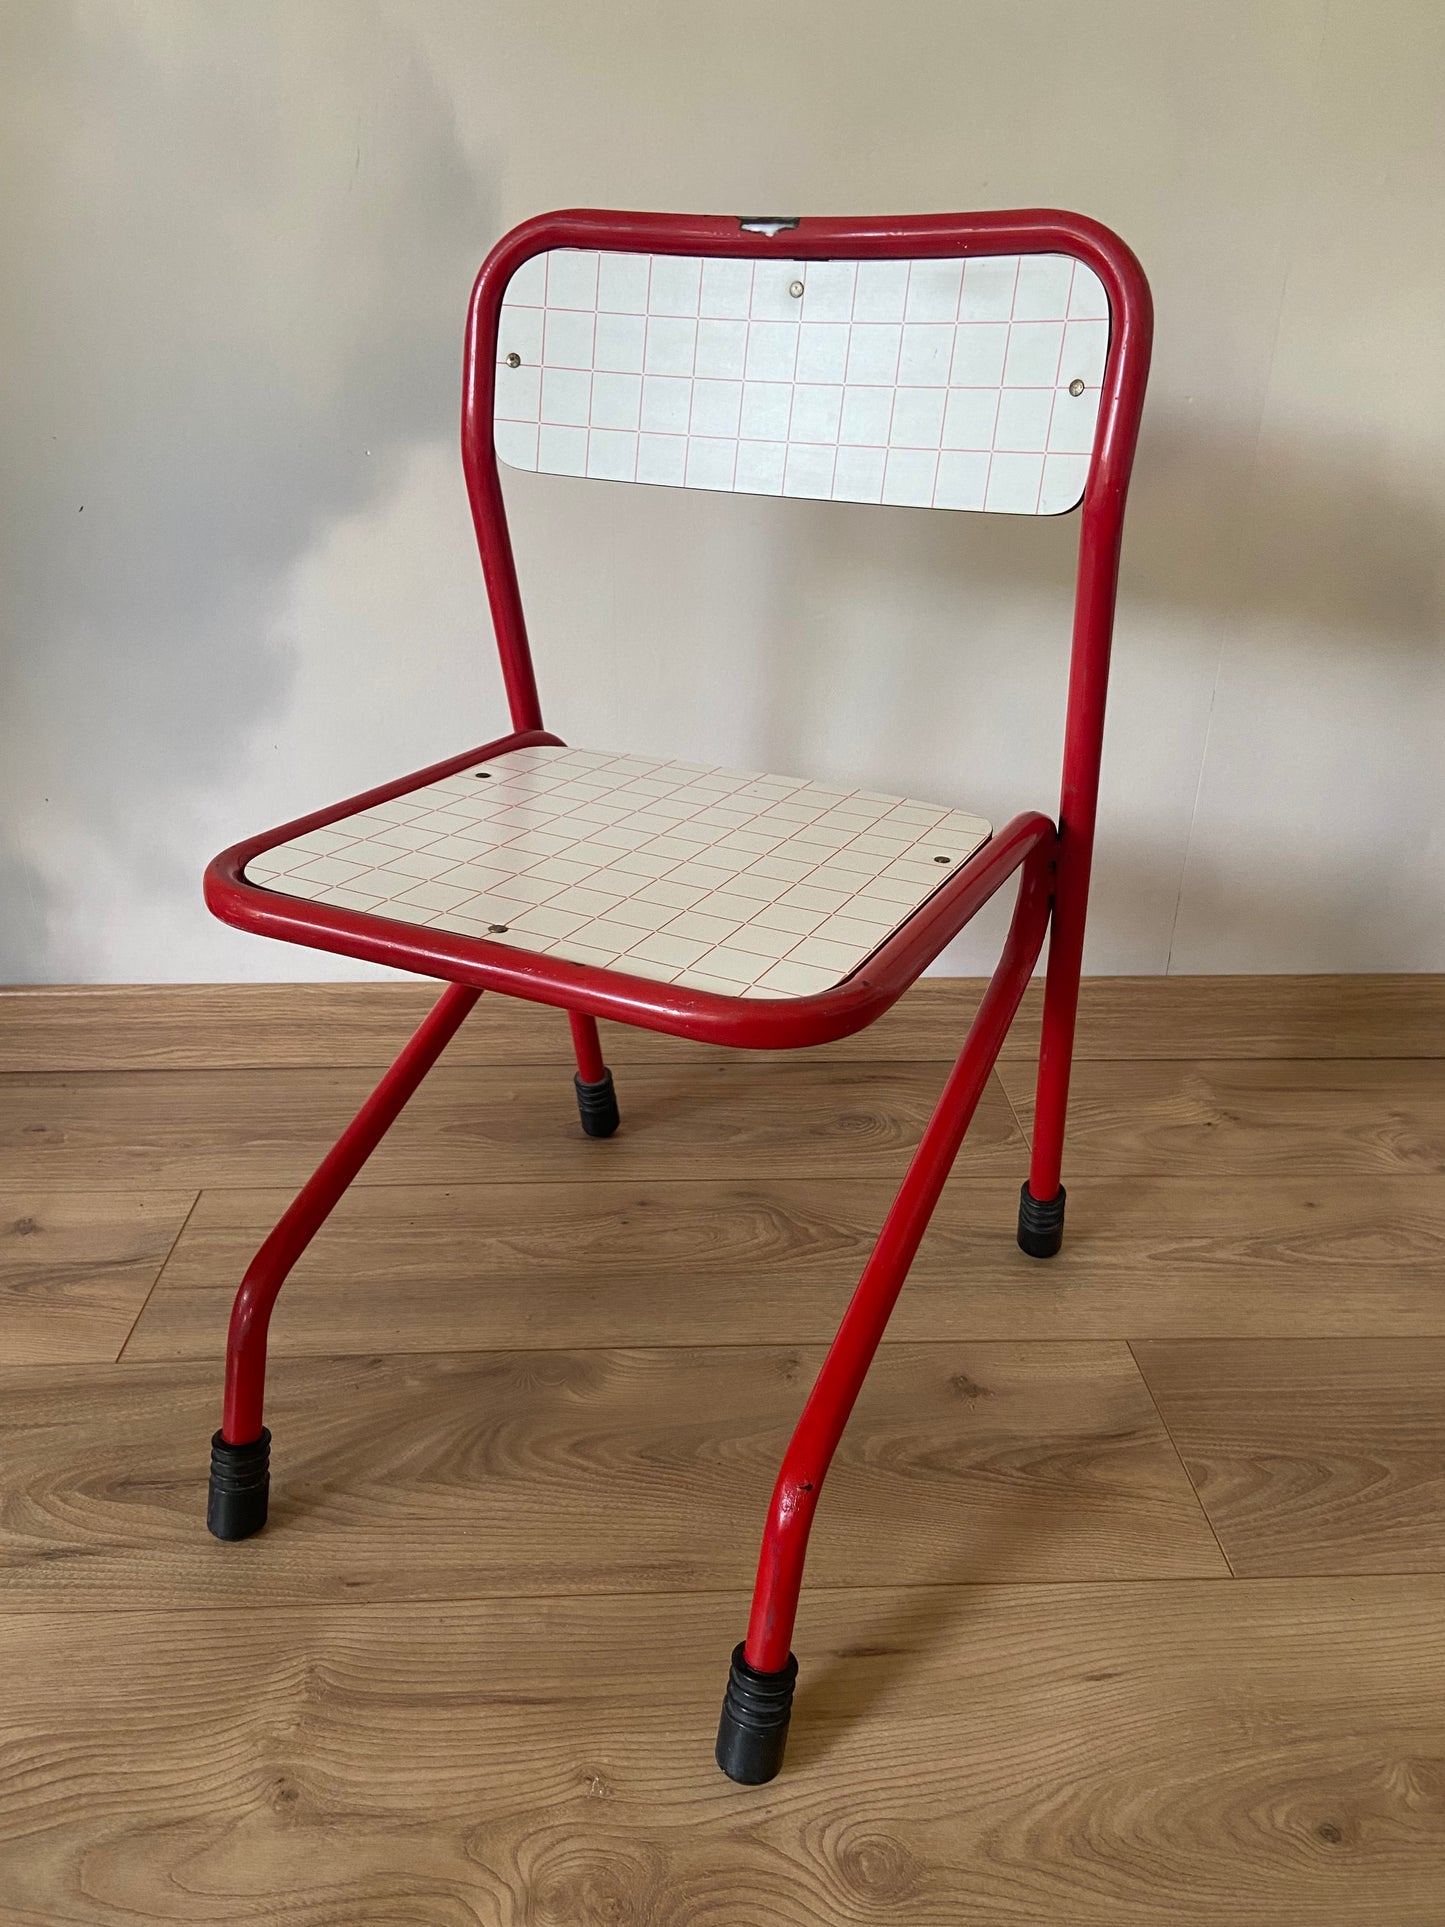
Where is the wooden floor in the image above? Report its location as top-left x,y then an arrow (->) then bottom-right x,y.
2,976 -> 1444,1925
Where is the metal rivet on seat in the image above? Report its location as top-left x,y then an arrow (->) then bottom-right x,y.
934,854 -> 951,864
474,771 -> 491,778
1068,378 -> 1085,397
505,352 -> 522,368
789,279 -> 804,298
488,923 -> 509,934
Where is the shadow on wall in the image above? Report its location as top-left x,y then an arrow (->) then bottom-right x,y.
736,406 -> 1444,970
1128,417 -> 1444,645
1075,828 -> 1445,977
499,381 -> 1443,968
0,1 -> 489,977
750,409 -> 1445,780
924,824 -> 1440,984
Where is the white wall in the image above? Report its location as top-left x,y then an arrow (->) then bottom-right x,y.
2,0 -> 1441,983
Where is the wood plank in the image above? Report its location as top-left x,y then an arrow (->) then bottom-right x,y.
1058,973 -> 1445,1061
5,975 -> 1442,1073
1134,1339 -> 1445,1577
7,974 -> 1445,1925
0,1345 -> 1224,1609
0,1191 -> 196,1366
0,979 -> 991,1072
125,1174 -> 1445,1362
999,1058 -> 1445,1176
3,1578 -> 1442,1925
0,1060 -> 1025,1191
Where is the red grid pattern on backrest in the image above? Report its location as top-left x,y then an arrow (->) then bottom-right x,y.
459,208 -> 1152,795
492,246 -> 1109,515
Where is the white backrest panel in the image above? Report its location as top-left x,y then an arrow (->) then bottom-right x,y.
494,250 -> 1108,514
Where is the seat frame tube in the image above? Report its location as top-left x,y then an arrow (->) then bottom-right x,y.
743,836 -> 1055,1671
220,981 -> 481,1445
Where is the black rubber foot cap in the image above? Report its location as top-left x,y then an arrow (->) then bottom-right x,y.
574,1068 -> 620,1138
1017,1181 -> 1066,1259
207,1427 -> 270,1540
716,1642 -> 798,1785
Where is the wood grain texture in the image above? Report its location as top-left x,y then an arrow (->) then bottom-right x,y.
4,977 -> 1445,1923
0,978 -> 986,1071
3,1579 -> 1443,1926
125,1174 -> 1445,1362
5,974 -> 1442,1072
1000,1058 -> 1445,1176
0,1344 -> 1224,1609
0,1059 -> 1025,1191
1134,1339 -> 1445,1576
0,1190 -> 196,1365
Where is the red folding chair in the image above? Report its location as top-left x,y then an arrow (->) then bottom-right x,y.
203,207 -> 1151,1783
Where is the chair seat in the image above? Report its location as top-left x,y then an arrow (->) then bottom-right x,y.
244,744 -> 991,999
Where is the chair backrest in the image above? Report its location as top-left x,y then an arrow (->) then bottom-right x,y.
491,242 -> 1109,516
459,209 -> 1151,862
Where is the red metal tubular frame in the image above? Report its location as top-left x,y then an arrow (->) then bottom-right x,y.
746,836 -> 1055,1669
214,812 -> 1052,1451
205,207 -> 1152,1740
568,1011 -> 607,1087
207,206 -> 1151,1069
208,783 -> 1052,1052
221,982 -> 480,1443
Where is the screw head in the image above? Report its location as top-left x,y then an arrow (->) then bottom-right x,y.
505,352 -> 522,369
933,854 -> 951,864
1068,377 -> 1085,397
474,771 -> 491,779
789,279 -> 804,298
487,923 -> 509,934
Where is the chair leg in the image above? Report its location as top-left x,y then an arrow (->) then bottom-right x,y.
715,845 -> 1054,1783
1020,828 -> 1087,1258
207,982 -> 481,1540
569,1010 -> 619,1138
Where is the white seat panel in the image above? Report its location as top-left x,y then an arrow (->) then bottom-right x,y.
245,745 -> 991,999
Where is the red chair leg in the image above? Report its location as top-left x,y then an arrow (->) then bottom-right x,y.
207,981 -> 481,1539
568,1009 -> 620,1138
1020,790 -> 1094,1257
1021,526 -> 1115,1256
1019,867 -> 1083,1256
715,843 -> 1054,1783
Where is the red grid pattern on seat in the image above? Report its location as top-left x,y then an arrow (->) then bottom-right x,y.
245,743 -> 991,999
